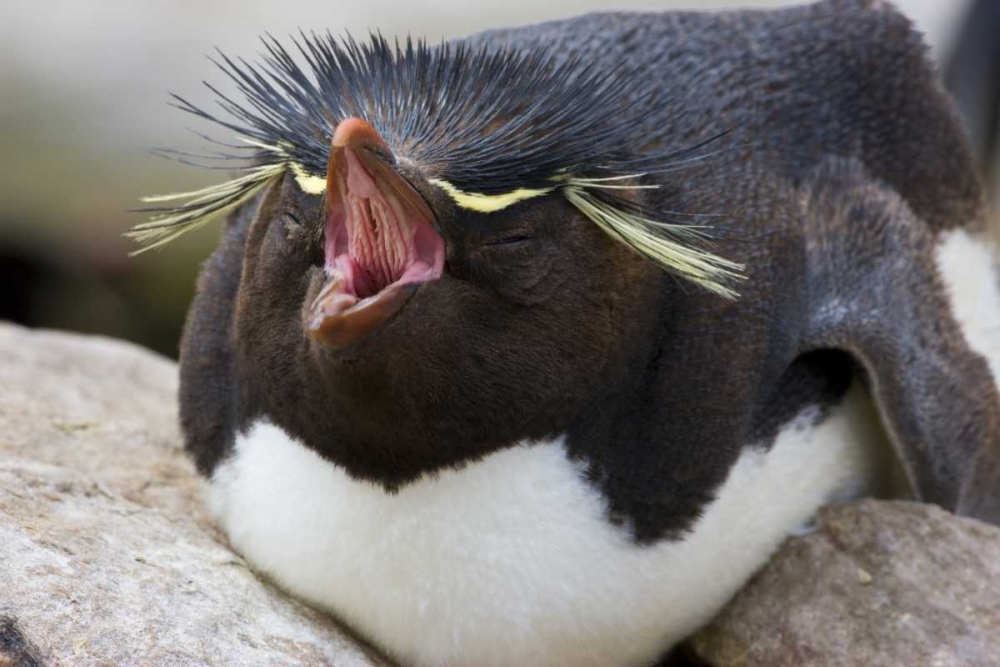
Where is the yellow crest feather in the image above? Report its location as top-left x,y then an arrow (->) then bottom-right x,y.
126,162 -> 286,253
563,185 -> 744,299
429,179 -> 553,213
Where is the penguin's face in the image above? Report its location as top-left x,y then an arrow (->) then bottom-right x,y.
134,37 -> 744,485
233,133 -> 660,486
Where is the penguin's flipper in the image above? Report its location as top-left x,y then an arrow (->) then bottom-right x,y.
799,158 -> 1000,525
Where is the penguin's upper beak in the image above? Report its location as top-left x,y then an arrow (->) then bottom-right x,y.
307,118 -> 444,349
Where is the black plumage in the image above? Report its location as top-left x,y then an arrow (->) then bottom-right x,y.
162,33 -> 710,193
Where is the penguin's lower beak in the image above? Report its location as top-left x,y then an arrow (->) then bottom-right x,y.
307,118 -> 444,349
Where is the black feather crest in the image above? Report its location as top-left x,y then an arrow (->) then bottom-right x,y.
130,32 -> 745,297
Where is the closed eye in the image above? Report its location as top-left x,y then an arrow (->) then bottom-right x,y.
486,234 -> 533,247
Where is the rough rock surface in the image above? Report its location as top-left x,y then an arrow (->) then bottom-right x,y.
687,500 -> 1000,667
0,322 -> 387,667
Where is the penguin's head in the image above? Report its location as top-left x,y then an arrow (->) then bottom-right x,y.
132,35 -> 744,485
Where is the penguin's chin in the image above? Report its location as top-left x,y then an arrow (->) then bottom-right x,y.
306,145 -> 444,349
305,263 -> 436,350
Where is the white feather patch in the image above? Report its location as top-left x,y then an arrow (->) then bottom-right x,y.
208,382 -> 884,667
935,228 -> 1000,391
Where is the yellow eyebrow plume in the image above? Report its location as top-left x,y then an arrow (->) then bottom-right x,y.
127,162 -> 286,252
292,163 -> 327,195
429,179 -> 553,213
564,185 -> 745,299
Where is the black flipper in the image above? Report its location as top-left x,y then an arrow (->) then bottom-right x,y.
799,158 -> 1000,525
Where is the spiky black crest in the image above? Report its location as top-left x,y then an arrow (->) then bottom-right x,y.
172,32 -> 684,192
131,32 -> 745,297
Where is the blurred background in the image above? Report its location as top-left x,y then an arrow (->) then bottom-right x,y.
1,0 -> 996,358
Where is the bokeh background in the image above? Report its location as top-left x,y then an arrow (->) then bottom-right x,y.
1,0 -> 995,358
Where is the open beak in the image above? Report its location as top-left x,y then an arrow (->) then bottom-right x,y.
307,118 -> 444,349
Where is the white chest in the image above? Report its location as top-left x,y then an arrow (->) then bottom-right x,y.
208,382 -> 884,667
935,229 -> 1000,394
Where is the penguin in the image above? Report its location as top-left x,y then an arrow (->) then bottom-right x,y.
130,1 -> 1000,665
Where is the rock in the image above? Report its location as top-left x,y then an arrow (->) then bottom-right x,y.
0,322 -> 387,667
687,500 -> 1000,667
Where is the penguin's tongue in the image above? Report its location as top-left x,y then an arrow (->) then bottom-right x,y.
307,119 -> 444,349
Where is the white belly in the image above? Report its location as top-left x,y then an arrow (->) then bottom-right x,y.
208,382 -> 885,667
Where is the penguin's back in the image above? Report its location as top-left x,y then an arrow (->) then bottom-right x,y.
467,0 -> 983,234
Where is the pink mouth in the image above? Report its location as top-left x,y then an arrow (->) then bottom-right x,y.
325,146 -> 444,304
307,119 -> 444,349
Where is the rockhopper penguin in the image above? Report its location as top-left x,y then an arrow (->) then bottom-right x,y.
132,1 -> 1000,665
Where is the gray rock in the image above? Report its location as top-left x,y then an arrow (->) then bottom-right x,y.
687,500 -> 1000,667
0,322 -> 387,667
